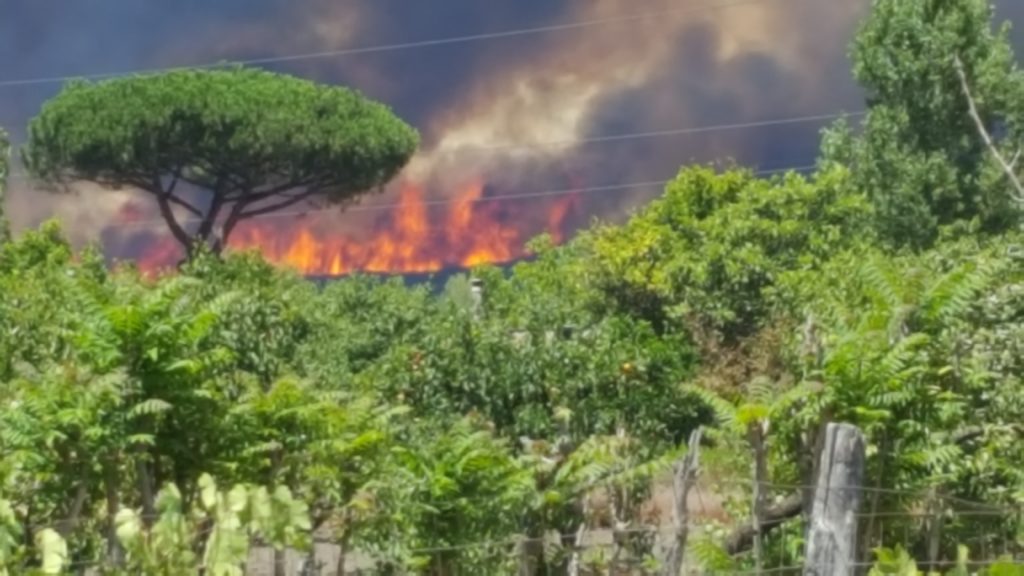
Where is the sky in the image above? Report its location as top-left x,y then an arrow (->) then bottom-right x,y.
1,0 -> 1023,259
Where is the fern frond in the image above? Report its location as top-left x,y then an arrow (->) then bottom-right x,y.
876,332 -> 929,382
690,533 -> 738,572
859,256 -> 905,315
129,398 -> 173,418
923,259 -> 995,325
681,384 -> 738,430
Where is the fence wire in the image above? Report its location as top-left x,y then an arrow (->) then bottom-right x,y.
10,481 -> 1024,575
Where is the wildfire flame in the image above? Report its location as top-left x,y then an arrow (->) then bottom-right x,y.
133,180 -> 580,275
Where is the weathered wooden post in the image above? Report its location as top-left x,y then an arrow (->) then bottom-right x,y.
803,423 -> 866,576
661,427 -> 703,576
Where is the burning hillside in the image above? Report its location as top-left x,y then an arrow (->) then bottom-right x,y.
133,179 -> 581,276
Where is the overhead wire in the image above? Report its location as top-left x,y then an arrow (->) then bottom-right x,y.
0,0 -> 792,88
0,0 -> 850,238
4,108 -> 859,184
445,111 -> 864,153
100,163 -> 820,229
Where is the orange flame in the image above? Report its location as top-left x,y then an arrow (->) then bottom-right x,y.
135,180 -> 579,275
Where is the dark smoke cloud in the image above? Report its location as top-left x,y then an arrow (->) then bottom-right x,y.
2,0 -> 1024,255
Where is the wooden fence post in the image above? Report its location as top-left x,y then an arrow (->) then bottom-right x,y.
803,423 -> 865,576
661,427 -> 703,576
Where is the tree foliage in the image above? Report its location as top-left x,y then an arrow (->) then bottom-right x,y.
577,164 -> 871,342
822,0 -> 1024,247
22,67 -> 419,255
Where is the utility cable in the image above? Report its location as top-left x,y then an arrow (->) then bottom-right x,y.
0,0 -> 792,88
108,163 -> 819,229
5,109 -> 858,183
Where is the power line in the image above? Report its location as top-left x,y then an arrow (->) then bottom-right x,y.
6,109 -> 857,183
454,111 -> 864,153
0,0 -> 790,88
108,163 -> 819,229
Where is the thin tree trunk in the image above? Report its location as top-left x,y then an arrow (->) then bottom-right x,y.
518,527 -> 545,576
925,487 -> 945,573
610,424 -> 629,573
860,433 -> 888,565
104,461 -> 125,568
566,498 -> 589,576
610,485 -> 627,573
137,457 -> 156,527
336,511 -> 351,576
21,504 -> 33,552
55,483 -> 89,537
269,451 -> 288,576
803,418 -> 829,519
751,423 -> 768,576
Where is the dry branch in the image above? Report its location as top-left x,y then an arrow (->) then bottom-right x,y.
954,54 -> 1024,202
724,492 -> 803,555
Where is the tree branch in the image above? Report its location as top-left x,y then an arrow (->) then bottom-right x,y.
93,170 -> 203,219
55,482 -> 89,537
194,175 -> 230,251
250,178 -> 313,198
165,194 -> 202,217
724,492 -> 803,555
236,188 -> 320,220
220,199 -> 248,247
952,423 -> 1024,446
218,187 -> 320,246
151,176 -> 193,250
157,171 -> 205,218
954,54 -> 1024,202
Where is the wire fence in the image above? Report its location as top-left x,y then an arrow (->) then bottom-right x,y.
273,506 -> 1023,576
14,481 -> 1020,575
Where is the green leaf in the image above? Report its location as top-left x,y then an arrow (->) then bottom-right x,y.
986,561 -> 1024,576
129,398 -> 173,418
114,508 -> 142,547
227,485 -> 249,514
199,474 -> 218,511
34,529 -> 67,575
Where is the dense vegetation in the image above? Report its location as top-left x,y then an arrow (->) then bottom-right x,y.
1,0 -> 1023,574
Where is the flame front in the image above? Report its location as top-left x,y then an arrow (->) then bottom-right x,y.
135,180 -> 579,275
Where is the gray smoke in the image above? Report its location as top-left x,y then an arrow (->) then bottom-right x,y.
2,0 -> 1023,253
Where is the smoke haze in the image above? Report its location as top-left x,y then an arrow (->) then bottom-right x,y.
2,0 -> 1023,269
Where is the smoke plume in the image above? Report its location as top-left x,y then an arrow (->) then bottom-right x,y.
2,0 -> 1023,271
